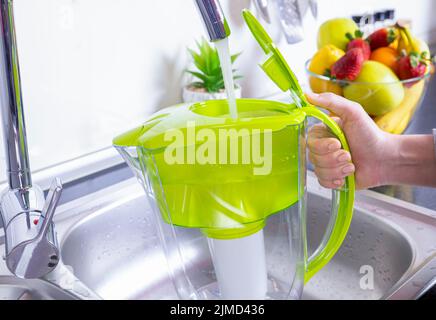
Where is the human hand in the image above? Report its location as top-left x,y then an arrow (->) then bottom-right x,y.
306,92 -> 389,190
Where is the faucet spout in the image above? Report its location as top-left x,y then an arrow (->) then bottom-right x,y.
0,0 -> 61,279
0,0 -> 31,190
194,0 -> 231,42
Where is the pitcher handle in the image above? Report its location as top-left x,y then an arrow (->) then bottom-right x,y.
303,106 -> 355,283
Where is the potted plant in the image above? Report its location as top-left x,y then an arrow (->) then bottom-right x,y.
183,39 -> 242,103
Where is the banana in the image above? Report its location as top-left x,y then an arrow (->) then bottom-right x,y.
374,80 -> 425,134
392,113 -> 411,135
397,29 -> 413,54
397,24 -> 420,53
397,25 -> 432,74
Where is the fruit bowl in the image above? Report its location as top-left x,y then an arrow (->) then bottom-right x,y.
306,59 -> 433,134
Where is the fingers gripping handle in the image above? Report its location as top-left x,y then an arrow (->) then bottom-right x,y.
303,106 -> 355,283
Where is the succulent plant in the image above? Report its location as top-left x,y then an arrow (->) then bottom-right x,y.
186,39 -> 241,93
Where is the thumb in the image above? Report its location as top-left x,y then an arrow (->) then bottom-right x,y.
305,92 -> 364,120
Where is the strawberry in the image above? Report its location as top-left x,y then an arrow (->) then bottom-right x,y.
367,28 -> 397,51
331,48 -> 365,81
397,52 -> 428,83
346,30 -> 371,60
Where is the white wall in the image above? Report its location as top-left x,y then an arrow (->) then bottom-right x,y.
0,0 -> 435,182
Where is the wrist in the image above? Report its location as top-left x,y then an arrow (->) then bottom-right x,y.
377,132 -> 399,186
380,133 -> 436,186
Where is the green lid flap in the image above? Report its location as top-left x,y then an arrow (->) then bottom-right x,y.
243,9 -> 274,55
242,9 -> 309,107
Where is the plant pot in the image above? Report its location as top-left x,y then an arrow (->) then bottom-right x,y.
182,85 -> 242,103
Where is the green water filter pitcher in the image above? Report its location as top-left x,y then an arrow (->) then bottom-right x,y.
113,10 -> 355,300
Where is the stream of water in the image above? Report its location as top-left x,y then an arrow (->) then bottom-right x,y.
215,38 -> 238,119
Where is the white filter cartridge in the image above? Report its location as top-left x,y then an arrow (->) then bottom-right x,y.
207,230 -> 268,300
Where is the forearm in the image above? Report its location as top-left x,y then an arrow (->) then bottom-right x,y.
381,134 -> 436,187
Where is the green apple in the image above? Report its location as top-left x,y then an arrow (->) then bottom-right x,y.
344,61 -> 405,116
317,18 -> 359,51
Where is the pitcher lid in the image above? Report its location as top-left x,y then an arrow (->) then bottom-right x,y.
113,99 -> 306,149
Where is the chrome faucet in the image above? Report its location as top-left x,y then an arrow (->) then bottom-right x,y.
0,0 -> 62,279
194,0 -> 231,42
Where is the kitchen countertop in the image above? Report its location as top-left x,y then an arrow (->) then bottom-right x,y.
373,73 -> 436,210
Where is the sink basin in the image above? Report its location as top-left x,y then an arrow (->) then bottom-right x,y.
59,175 -> 429,300
61,195 -> 174,300
1,169 -> 433,300
304,198 -> 413,300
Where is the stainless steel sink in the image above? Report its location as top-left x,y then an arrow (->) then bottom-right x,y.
55,173 -> 436,300
60,194 -> 174,300
1,173 -> 435,300
304,196 -> 413,300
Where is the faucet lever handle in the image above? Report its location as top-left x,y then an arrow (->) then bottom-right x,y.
38,178 -> 63,240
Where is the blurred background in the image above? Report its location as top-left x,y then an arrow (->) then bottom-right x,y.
1,0 -> 435,184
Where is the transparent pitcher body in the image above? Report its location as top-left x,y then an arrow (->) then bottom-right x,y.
114,99 -> 355,300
